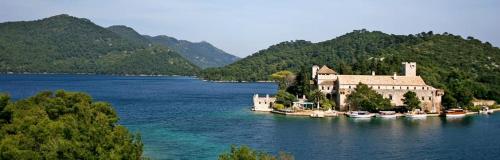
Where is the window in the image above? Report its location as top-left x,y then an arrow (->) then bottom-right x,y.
429,97 -> 432,100
349,86 -> 351,89
414,87 -> 417,90
378,86 -> 380,89
422,87 -> 425,90
389,94 -> 393,100
392,86 -> 395,89
427,87 -> 429,90
322,86 -> 324,90
421,97 -> 424,100
407,87 -> 409,90
259,102 -> 261,104
327,87 -> 330,90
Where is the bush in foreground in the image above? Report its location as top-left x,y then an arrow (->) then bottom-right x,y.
0,90 -> 143,159
219,145 -> 293,160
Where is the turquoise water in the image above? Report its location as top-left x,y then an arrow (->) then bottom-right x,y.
1,74 -> 500,159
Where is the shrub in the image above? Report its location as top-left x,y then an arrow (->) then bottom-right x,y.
274,103 -> 285,110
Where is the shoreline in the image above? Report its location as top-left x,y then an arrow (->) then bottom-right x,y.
262,109 -> 499,118
0,72 -> 198,77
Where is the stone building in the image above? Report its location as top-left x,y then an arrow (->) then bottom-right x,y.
312,62 -> 444,113
252,94 -> 275,111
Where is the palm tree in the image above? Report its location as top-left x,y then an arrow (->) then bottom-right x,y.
310,89 -> 324,110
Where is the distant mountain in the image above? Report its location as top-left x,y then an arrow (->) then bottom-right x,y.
201,29 -> 500,102
144,35 -> 240,68
107,25 -> 150,45
0,14 -> 199,75
106,25 -> 240,69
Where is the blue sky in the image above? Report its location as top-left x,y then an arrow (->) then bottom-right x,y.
1,0 -> 499,57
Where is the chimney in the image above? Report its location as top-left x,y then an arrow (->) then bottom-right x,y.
371,71 -> 375,76
393,72 -> 397,80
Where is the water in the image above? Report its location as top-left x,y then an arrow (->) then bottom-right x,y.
1,74 -> 500,159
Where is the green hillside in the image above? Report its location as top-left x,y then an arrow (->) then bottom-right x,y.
145,35 -> 240,69
107,25 -> 150,45
0,14 -> 199,75
105,25 -> 240,69
201,30 -> 500,103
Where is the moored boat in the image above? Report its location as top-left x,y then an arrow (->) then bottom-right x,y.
310,111 -> 325,118
479,107 -> 493,114
405,109 -> 427,119
445,108 -> 466,118
348,111 -> 374,118
376,111 -> 397,118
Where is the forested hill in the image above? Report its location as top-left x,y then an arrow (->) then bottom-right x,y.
201,30 -> 500,102
107,25 -> 240,69
144,35 -> 240,69
0,14 -> 199,75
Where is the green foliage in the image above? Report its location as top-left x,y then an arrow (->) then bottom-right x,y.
0,14 -> 200,75
273,104 -> 285,110
0,90 -> 143,159
308,89 -> 327,109
402,91 -> 421,111
320,99 -> 334,111
270,71 -> 295,90
346,83 -> 392,112
201,29 -> 500,105
145,35 -> 240,69
275,90 -> 296,107
465,105 -> 481,112
286,67 -> 311,97
218,145 -> 294,160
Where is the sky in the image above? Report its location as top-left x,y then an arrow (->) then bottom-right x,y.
0,0 -> 499,57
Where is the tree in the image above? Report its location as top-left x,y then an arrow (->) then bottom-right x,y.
271,71 -> 295,90
402,91 -> 421,111
346,83 -> 391,112
442,92 -> 457,109
287,67 -> 311,97
309,89 -> 324,109
275,90 -> 297,107
218,145 -> 294,160
0,90 -> 143,159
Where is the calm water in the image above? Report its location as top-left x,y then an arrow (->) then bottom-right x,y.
1,74 -> 500,160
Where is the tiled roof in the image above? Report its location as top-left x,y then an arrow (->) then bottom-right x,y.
319,80 -> 335,85
337,75 -> 428,86
317,65 -> 336,74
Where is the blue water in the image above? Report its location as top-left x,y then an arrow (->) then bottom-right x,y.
1,74 -> 500,160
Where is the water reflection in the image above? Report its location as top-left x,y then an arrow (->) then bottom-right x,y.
441,115 -> 475,126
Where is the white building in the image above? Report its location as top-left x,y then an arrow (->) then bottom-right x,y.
312,62 -> 444,113
252,94 -> 275,111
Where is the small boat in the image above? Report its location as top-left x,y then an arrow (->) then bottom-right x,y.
445,108 -> 466,117
479,107 -> 493,114
405,109 -> 427,119
376,111 -> 397,118
310,111 -> 325,118
348,111 -> 374,118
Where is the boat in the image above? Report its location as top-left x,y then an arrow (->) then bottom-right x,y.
310,111 -> 325,118
445,108 -> 466,117
376,111 -> 397,118
405,109 -> 427,119
347,111 -> 374,118
479,107 -> 493,114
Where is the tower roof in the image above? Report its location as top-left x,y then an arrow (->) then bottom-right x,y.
317,65 -> 336,74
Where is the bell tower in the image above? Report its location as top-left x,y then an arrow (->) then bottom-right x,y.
402,62 -> 417,76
